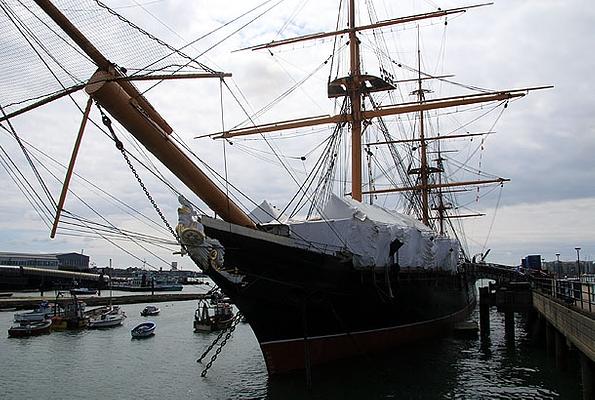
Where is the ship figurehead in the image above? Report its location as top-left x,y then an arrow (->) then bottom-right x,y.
176,196 -> 225,272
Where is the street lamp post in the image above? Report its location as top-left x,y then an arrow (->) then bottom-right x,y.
575,247 -> 581,280
555,253 -> 560,276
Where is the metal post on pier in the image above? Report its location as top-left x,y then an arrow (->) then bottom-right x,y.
479,286 -> 490,337
504,310 -> 515,343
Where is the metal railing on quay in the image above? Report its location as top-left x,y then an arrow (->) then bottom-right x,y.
533,276 -> 595,314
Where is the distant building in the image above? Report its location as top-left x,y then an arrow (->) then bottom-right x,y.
0,252 -> 90,271
542,260 -> 594,277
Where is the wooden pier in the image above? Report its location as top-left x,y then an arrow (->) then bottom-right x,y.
472,264 -> 595,400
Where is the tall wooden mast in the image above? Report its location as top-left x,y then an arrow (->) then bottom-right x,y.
415,31 -> 430,224
348,0 -> 363,202
208,1 -> 551,227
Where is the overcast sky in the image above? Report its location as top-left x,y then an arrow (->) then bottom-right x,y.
0,0 -> 593,270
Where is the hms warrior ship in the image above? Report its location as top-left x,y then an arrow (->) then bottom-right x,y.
0,0 -> 548,374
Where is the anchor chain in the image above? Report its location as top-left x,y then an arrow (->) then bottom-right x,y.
97,105 -> 179,243
199,312 -> 243,377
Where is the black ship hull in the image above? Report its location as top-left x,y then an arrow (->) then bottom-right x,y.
184,218 -> 476,374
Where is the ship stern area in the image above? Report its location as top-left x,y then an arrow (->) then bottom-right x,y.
177,210 -> 475,375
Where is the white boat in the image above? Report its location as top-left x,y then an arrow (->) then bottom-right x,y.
88,306 -> 126,329
14,301 -> 62,323
70,287 -> 97,295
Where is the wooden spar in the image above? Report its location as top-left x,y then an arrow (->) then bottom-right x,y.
85,70 -> 256,228
429,213 -> 485,220
34,0 -> 172,135
365,131 -> 493,146
349,0 -> 363,201
0,73 -> 232,124
237,3 -> 492,52
115,73 -> 232,82
0,74 -> 231,124
362,178 -> 509,195
215,89 -> 532,139
0,84 -> 85,123
50,97 -> 93,239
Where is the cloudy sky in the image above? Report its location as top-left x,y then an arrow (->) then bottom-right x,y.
0,0 -> 593,270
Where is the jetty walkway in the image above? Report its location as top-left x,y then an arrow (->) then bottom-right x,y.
467,262 -> 595,400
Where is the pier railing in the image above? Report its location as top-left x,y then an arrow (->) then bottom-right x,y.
533,277 -> 595,314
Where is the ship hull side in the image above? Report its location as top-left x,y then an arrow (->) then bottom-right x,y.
192,223 -> 475,374
260,298 -> 474,374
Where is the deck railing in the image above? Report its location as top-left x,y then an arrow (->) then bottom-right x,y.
533,277 -> 595,314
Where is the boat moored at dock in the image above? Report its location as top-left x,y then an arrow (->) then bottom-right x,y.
194,300 -> 234,332
8,319 -> 52,337
88,306 -> 126,329
14,301 -> 62,323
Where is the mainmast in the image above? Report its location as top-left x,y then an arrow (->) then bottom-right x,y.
207,2 -> 551,227
348,0 -> 363,202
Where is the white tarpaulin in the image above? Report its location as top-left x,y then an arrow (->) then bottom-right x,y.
266,195 -> 460,272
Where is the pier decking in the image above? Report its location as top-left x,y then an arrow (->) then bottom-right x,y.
471,262 -> 595,400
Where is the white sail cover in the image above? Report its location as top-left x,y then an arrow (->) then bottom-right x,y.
278,195 -> 460,272
249,200 -> 287,224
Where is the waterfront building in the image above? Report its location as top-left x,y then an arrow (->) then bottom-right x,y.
0,251 -> 89,271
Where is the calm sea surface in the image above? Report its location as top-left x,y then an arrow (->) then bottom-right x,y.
0,285 -> 583,399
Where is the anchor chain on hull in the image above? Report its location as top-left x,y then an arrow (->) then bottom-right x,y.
198,312 -> 243,377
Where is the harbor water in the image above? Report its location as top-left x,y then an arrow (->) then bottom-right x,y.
0,291 -> 583,399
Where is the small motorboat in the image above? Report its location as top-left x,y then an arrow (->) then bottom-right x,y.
131,321 -> 156,338
194,300 -> 234,332
14,301 -> 62,323
88,306 -> 126,329
140,305 -> 160,316
8,319 -> 52,337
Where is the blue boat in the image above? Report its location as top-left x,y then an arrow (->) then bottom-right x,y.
131,321 -> 156,338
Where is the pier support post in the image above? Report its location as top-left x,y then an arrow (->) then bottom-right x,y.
545,321 -> 555,358
554,330 -> 568,371
504,310 -> 515,342
479,287 -> 490,337
580,352 -> 595,400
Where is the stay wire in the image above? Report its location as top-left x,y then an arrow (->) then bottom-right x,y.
15,137 -> 176,266
0,144 -> 53,227
130,0 -> 286,96
0,105 -> 56,211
